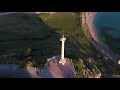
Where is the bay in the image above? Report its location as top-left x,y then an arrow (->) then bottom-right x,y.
93,12 -> 120,54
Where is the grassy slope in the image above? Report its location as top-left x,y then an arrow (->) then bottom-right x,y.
0,12 -> 119,77
0,13 -> 94,59
0,12 -> 102,75
0,13 -> 56,65
39,12 -> 100,59
39,12 -> 105,77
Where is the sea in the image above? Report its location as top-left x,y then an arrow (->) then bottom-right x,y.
93,12 -> 120,54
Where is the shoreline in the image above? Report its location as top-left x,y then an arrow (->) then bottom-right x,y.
82,12 -> 99,42
82,12 -> 120,65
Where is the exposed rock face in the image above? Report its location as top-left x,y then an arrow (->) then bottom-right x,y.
85,58 -> 101,78
75,58 -> 101,78
83,65 -> 101,78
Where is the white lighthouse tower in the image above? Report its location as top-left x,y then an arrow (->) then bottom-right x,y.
59,35 -> 66,65
39,35 -> 77,78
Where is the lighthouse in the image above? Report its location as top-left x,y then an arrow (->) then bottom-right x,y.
39,35 -> 76,78
59,35 -> 66,65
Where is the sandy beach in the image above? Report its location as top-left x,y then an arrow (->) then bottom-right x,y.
82,12 -> 119,65
82,12 -> 98,41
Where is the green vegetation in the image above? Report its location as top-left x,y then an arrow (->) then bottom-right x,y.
38,12 -> 105,77
0,12 -> 119,77
0,13 -> 56,68
39,12 -> 99,59
73,59 -> 86,78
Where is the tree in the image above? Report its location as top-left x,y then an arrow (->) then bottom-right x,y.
18,48 -> 32,60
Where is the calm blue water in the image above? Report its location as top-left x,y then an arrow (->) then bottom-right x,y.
93,12 -> 120,54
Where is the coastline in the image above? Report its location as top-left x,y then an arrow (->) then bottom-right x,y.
81,12 -> 120,65
82,12 -> 98,42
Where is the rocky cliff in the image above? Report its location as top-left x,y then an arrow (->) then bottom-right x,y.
74,58 -> 101,78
